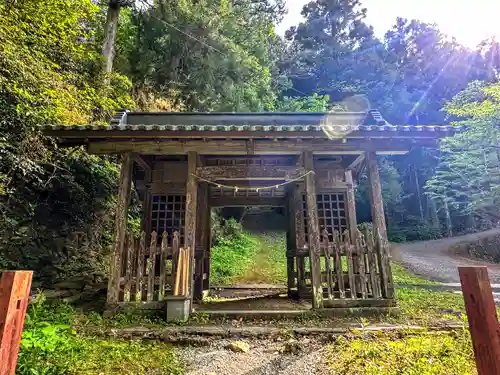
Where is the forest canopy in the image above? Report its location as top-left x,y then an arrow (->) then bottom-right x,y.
1,0 -> 499,281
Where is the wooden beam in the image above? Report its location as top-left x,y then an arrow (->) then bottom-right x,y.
304,152 -> 323,309
347,154 -> 365,171
196,165 -> 306,180
458,267 -> 500,375
184,151 -> 199,298
133,154 -> 152,175
0,271 -> 32,375
87,139 -> 437,156
107,152 -> 133,304
209,196 -> 285,207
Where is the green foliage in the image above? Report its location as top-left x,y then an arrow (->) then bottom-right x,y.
327,331 -> 474,374
389,216 -> 442,243
427,81 -> 500,224
210,218 -> 257,284
275,94 -> 331,112
0,0 -> 133,282
17,296 -> 183,375
117,0 -> 284,111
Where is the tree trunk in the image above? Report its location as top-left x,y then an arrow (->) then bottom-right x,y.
443,199 -> 453,237
413,165 -> 424,221
427,196 -> 440,230
102,2 -> 121,76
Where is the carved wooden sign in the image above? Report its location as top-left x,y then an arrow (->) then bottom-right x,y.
315,168 -> 346,189
196,165 -> 306,180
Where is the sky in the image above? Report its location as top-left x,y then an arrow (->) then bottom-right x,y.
277,0 -> 500,48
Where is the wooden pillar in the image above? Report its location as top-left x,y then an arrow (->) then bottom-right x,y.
0,271 -> 32,375
458,267 -> 500,375
304,152 -> 323,309
286,188 -> 296,296
184,151 -> 199,298
346,169 -> 361,293
365,151 -> 394,299
203,198 -> 212,292
194,182 -> 208,300
365,152 -> 387,242
345,170 -> 358,242
107,152 -> 133,304
292,183 -> 306,297
142,189 -> 152,234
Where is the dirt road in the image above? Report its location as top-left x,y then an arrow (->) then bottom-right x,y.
394,228 -> 500,283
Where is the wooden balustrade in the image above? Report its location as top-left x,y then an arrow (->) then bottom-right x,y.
320,228 -> 384,301
117,231 -> 189,303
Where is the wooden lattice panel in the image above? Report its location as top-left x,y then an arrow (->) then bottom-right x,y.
151,194 -> 186,244
318,193 -> 347,240
303,193 -> 347,243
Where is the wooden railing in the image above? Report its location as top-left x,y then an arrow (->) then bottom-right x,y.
321,228 -> 393,300
119,231 -> 189,303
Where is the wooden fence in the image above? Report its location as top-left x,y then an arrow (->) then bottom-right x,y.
118,231 -> 189,303
321,228 -> 393,301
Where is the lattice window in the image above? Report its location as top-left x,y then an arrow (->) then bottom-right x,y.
151,194 -> 186,244
317,193 -> 347,240
303,193 -> 347,242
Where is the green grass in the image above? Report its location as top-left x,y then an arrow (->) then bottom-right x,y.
325,263 -> 476,374
210,230 -> 258,285
231,231 -> 287,284
395,288 -> 466,324
17,296 -> 183,375
392,263 -> 438,286
211,227 -> 288,285
390,262 -> 468,324
327,330 -> 475,374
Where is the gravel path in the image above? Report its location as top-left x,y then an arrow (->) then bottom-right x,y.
395,228 -> 500,283
180,338 -> 331,375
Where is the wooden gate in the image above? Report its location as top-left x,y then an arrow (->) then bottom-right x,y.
117,231 -> 190,303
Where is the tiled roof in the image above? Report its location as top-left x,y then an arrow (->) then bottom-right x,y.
44,109 -> 462,134
46,123 -> 460,133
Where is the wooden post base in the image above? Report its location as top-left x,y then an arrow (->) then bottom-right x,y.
0,271 -> 33,375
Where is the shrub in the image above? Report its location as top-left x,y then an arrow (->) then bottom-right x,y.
389,216 -> 442,242
450,234 -> 500,263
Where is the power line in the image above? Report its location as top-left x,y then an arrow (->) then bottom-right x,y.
136,0 -> 224,55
